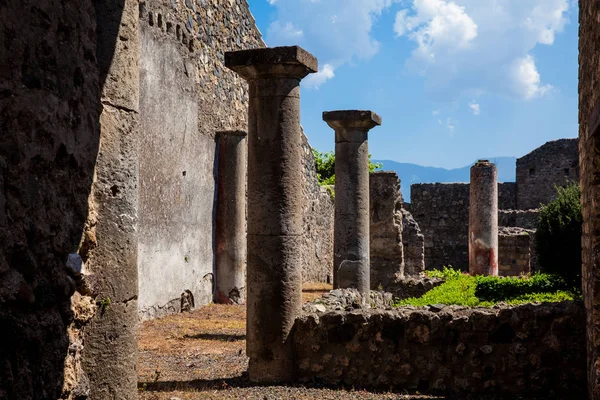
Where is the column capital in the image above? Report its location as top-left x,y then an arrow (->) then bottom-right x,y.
225,46 -> 318,81
323,110 -> 382,131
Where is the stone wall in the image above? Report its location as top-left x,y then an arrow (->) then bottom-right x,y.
0,2 -> 102,397
411,183 -> 470,270
301,131 -> 335,283
411,181 -> 542,271
498,209 -> 539,230
516,139 -> 579,210
370,172 -> 404,288
401,209 -> 425,276
578,1 -> 600,397
498,227 -> 533,277
137,0 -> 264,319
293,300 -> 586,397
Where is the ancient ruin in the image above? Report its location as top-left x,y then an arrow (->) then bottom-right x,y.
469,160 -> 499,276
324,110 -> 381,294
410,138 -> 579,274
1,0 -> 598,399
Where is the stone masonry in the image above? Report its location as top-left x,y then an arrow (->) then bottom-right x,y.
325,110 -> 381,295
294,298 -> 586,397
411,140 -> 578,273
369,171 -> 404,289
578,1 -> 600,397
516,139 -> 579,210
402,209 -> 426,276
225,46 -> 318,382
469,161 -> 499,276
498,227 -> 533,277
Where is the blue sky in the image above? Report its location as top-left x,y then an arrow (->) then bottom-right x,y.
247,0 -> 578,169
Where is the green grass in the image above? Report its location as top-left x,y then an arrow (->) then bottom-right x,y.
395,268 -> 578,307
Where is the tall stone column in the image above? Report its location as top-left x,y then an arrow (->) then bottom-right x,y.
225,46 -> 317,382
469,160 -> 498,276
215,130 -> 247,305
323,110 -> 381,294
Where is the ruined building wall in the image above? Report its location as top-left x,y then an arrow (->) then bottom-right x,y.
301,132 -> 335,283
0,2 -> 101,398
516,139 -> 579,210
137,0 -> 264,319
411,183 -> 470,270
411,173 -> 564,271
369,172 -> 404,288
294,301 -> 586,397
578,1 -> 600,397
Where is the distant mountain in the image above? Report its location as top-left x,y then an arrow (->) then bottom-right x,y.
373,157 -> 517,201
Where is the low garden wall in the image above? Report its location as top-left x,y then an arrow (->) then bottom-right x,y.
293,296 -> 586,398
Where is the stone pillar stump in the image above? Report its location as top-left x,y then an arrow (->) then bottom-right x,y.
225,46 -> 317,382
323,110 -> 381,294
215,130 -> 247,305
469,160 -> 499,276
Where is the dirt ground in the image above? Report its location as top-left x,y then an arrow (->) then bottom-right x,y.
138,283 -> 441,400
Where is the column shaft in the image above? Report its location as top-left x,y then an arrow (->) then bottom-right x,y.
334,130 -> 370,292
469,160 -> 499,276
323,110 -> 381,295
225,46 -> 317,382
215,131 -> 247,305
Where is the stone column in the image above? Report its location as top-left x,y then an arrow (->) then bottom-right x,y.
323,110 -> 381,294
215,130 -> 247,305
225,46 -> 317,382
469,160 -> 498,276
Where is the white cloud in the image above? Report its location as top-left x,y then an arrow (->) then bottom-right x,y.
432,109 -> 440,115
511,55 -> 552,99
267,21 -> 304,42
265,0 -> 393,86
468,102 -> 480,115
303,64 -> 335,89
394,0 -> 570,100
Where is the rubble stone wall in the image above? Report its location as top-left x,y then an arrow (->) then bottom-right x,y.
498,227 -> 533,277
411,183 -> 470,270
293,300 -> 586,397
301,131 -> 335,283
401,209 -> 425,276
516,139 -> 579,210
369,172 -> 404,288
578,1 -> 600,396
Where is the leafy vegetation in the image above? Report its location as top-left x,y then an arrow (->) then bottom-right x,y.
475,273 -> 573,302
395,268 -> 578,307
535,182 -> 583,287
313,149 -> 383,186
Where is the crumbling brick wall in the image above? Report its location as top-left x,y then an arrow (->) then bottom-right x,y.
578,1 -> 600,397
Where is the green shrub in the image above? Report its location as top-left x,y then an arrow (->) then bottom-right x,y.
535,182 -> 583,287
474,273 -> 570,302
425,266 -> 463,280
396,268 -> 578,307
396,273 -> 487,307
312,148 -> 383,186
